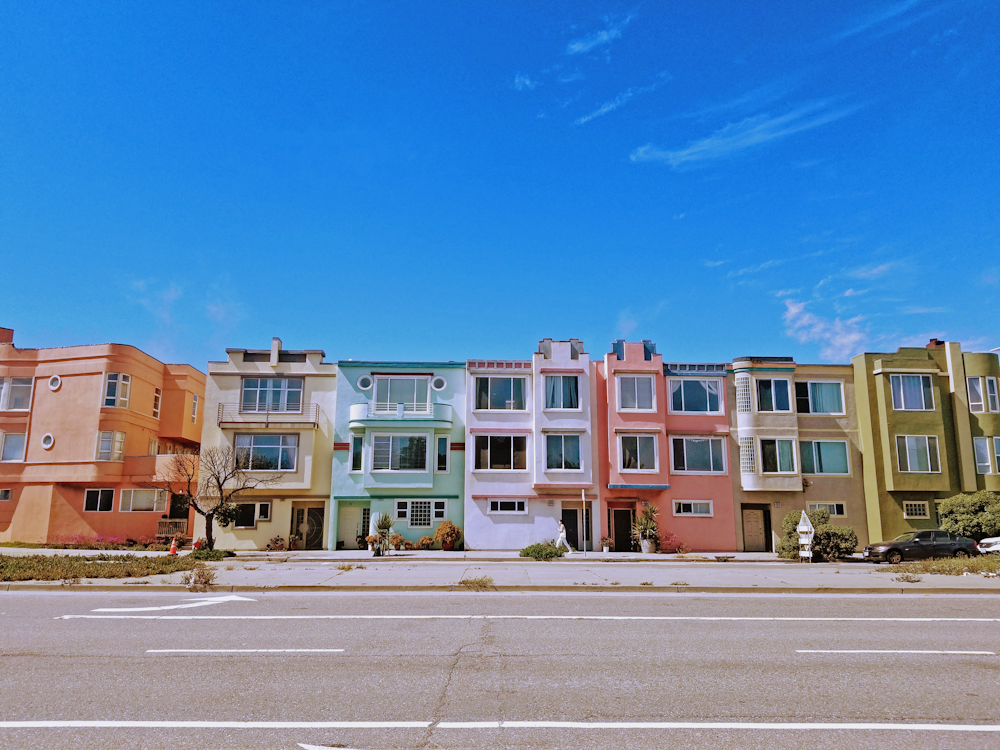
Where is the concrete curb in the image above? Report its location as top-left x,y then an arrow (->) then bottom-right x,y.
233,555 -> 799,564
4,582 -> 1000,595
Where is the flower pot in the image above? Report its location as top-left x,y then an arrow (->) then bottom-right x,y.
373,547 -> 382,557
442,540 -> 454,551
394,544 -> 401,551
640,539 -> 656,554
602,546 -> 610,553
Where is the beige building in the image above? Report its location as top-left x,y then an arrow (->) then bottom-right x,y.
195,337 -> 337,550
729,356 -> 867,551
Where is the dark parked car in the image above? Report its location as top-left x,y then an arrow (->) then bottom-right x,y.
863,529 -> 979,563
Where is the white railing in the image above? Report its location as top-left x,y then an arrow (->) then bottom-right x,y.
371,401 -> 432,415
217,403 -> 323,426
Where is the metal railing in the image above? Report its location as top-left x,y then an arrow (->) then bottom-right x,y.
217,403 -> 323,426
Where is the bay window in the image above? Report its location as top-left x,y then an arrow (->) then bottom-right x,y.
95,430 -> 125,461
103,373 -> 130,408
890,374 -> 933,411
235,434 -> 299,471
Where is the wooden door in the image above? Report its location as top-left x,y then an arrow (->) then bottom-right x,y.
339,507 -> 361,549
743,509 -> 766,552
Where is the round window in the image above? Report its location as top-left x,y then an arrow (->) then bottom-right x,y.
41,433 -> 55,450
48,375 -> 62,391
357,375 -> 374,391
431,376 -> 447,391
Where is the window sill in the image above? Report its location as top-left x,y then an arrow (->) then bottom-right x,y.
798,412 -> 846,416
545,468 -> 584,473
897,471 -> 942,475
673,514 -> 714,518
670,470 -> 727,476
802,472 -> 851,477
370,470 -> 430,474
668,410 -> 725,416
472,469 -> 530,473
542,408 -> 584,413
761,471 -> 798,476
618,408 -> 657,414
619,469 -> 659,474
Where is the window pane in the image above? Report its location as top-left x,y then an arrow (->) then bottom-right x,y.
489,436 -> 512,469
636,377 -> 653,409
351,436 -> 363,471
563,435 -> 580,469
415,379 -> 427,407
490,378 -> 512,410
1,433 -> 25,461
928,436 -> 940,472
995,437 -> 1000,471
638,436 -> 655,470
968,378 -> 985,412
546,435 -> 563,469
757,380 -> 773,411
816,441 -> 849,474
375,378 -> 389,405
437,436 -> 448,471
777,440 -> 795,472
710,438 -> 723,471
235,504 -> 256,527
8,378 -> 32,409
84,490 -> 99,512
683,380 -> 708,412
512,436 -> 527,469
475,435 -> 489,469
989,378 -> 999,412
707,380 -> 720,412
389,378 -> 416,407
685,438 -> 712,471
908,436 -> 929,472
562,376 -> 579,409
621,437 -> 638,469
672,438 -> 685,471
476,378 -> 490,410
795,382 -> 810,413
896,435 -> 909,471
670,381 -> 683,411
620,377 -> 637,409
410,501 -> 432,527
921,376 -> 933,410
373,435 -> 391,469
810,383 -> 842,413
800,441 -> 816,474
511,378 -> 525,410
773,380 -> 790,411
394,436 -> 426,470
546,377 -> 560,409
761,440 -> 778,472
974,437 -> 990,474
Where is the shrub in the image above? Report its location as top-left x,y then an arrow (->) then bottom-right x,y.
189,548 -> 234,561
0,553 -> 198,581
417,536 -> 434,550
937,491 -> 1000,541
519,541 -> 566,560
777,508 -> 857,561
434,520 -> 462,545
389,533 -> 405,547
459,575 -> 494,591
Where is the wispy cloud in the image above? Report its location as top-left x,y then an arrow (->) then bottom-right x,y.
774,289 -> 801,297
703,260 -> 727,267
513,74 -> 538,91
853,263 -> 891,277
843,288 -> 869,297
831,0 -> 933,41
728,258 -> 785,278
903,306 -> 948,314
566,14 -> 635,55
631,101 -> 860,168
784,300 -> 867,362
574,74 -> 670,125
617,308 -> 638,337
684,81 -> 793,120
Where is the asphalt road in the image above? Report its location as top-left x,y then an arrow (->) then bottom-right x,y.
1,591 -> 999,749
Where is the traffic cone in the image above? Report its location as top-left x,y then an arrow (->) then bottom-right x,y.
168,538 -> 178,556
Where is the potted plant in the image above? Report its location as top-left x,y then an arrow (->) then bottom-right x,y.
433,520 -> 462,551
287,533 -> 301,551
356,533 -> 367,551
389,533 -> 405,551
266,535 -> 285,551
417,535 -> 434,551
365,534 -> 382,556
404,540 -> 414,551
374,512 -> 395,555
632,504 -> 660,554
599,535 -> 613,553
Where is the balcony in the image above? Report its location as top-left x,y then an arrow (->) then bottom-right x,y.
217,403 -> 324,429
349,401 -> 453,427
156,519 -> 189,539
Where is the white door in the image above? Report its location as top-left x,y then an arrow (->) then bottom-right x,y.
339,507 -> 362,549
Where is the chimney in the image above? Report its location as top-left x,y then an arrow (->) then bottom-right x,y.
926,338 -> 945,350
0,328 -> 12,345
270,337 -> 282,366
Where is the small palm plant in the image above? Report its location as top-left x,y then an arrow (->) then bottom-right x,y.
632,503 -> 660,552
375,512 -> 396,554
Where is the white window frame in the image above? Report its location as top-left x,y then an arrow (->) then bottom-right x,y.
435,435 -> 450,474
148,439 -> 159,456
395,499 -> 439,528
808,502 -> 846,517
619,433 -> 658,473
995,437 -> 1000,478
488,499 -> 528,515
191,394 -> 199,424
755,378 -> 792,413
890,374 -> 934,411
669,436 -> 726,474
903,501 -> 930,519
668,378 -> 724,414
95,430 -> 125,462
152,387 -> 162,419
473,434 -> 529,472
0,489 -> 10,501
234,433 -> 299,472
673,500 -> 713,517
795,380 -> 846,415
2,377 -> 33,411
0,432 -> 26,462
240,377 -> 305,413
349,434 -> 364,473
233,501 -> 271,529
371,433 -> 429,473
968,377 -> 985,413
987,377 -> 1000,413
895,434 -> 941,474
103,373 -> 130,408
83,488 -> 115,512
543,375 -> 581,411
119,488 -> 168,513
374,376 -> 430,414
473,375 -> 528,411
617,375 -> 656,412
759,438 -> 797,474
974,436 -> 992,474
799,440 -> 851,475
545,433 -> 583,471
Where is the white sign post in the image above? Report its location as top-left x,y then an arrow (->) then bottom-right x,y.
797,510 -> 815,563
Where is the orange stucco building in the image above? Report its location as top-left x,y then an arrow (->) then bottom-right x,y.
0,328 -> 205,543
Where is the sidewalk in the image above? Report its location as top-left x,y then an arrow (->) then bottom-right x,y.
3,549 -> 999,594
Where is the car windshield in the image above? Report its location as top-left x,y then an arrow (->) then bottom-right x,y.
892,533 -> 916,542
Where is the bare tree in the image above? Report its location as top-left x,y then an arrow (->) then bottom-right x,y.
154,447 -> 279,550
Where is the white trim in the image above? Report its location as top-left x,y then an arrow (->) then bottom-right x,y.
47,375 -> 61,392
673,500 -> 713,517
348,434 -> 364,473
370,432 -> 430,473
808,501 -> 846,517
618,433 -> 658,473
890,373 -> 935,411
0,431 -> 26,462
987,377 -> 1000,413
668,435 -> 726,475
356,375 -> 374,391
435,434 -> 450,474
973,436 -> 991,475
95,430 -> 125,462
472,375 -> 529,412
431,375 -> 447,392
487,499 -> 528,515
759,437 -> 797,474
667,377 -> 724,415
395,499 -> 444,529
472,433 -> 529,472
903,500 -> 930,519
102,372 -> 130,409
1,376 -> 34,412
544,433 -> 583,472
234,433 -> 299,472
799,439 -> 851,476
119,488 -> 167,513
40,433 -> 54,450
895,434 -> 941,474
83,488 -> 114,512
191,394 -> 199,424
152,387 -> 161,419
616,374 -> 656,412
795,379 -> 846,415
373,375 -> 431,414
754,377 -> 792,413
542,374 -> 583,412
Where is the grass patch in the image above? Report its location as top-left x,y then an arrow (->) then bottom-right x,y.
0,539 -> 169,551
0,553 -> 199,581
893,572 -> 923,583
181,564 -> 216,592
640,581 -> 653,586
876,556 -> 1000,576
188,549 -> 235,561
671,581 -> 690,586
337,563 -> 355,571
519,542 -> 566,560
458,575 -> 494,591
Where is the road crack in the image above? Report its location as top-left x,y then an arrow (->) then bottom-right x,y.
417,627 -> 484,749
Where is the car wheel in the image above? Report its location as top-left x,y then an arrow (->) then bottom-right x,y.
954,550 -> 969,558
886,550 -> 903,565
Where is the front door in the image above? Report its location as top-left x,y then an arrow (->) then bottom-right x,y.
743,509 -> 766,552
338,506 -> 362,549
613,509 -> 633,552
561,508 -> 579,551
293,507 -> 325,550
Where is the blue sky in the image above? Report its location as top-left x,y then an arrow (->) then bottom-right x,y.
1,1 -> 996,367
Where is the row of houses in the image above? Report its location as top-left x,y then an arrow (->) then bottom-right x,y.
1,326 -> 997,553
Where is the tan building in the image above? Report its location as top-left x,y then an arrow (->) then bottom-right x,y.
853,339 -> 1000,543
196,337 -> 336,550
729,356 -> 867,551
0,327 -> 204,543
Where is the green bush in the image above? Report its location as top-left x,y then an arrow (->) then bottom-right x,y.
188,548 -> 235,561
776,508 -> 857,561
0,553 -> 198,581
519,541 -> 566,560
938,491 -> 1000,541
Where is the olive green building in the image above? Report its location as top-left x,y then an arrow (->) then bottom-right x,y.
853,339 -> 1000,543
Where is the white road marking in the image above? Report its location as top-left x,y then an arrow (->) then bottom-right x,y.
1,720 -> 1000,732
146,649 -> 345,653
58,614 -> 1000,621
91,594 -> 256,613
797,649 -> 995,655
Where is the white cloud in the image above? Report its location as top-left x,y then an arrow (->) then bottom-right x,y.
783,300 -> 867,362
853,263 -> 891,277
575,89 -> 635,125
843,288 -> 869,297
513,74 -> 538,91
831,0 -> 932,41
727,258 -> 784,278
617,309 -> 637,337
774,289 -> 800,297
630,101 -> 860,168
566,15 -> 635,55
